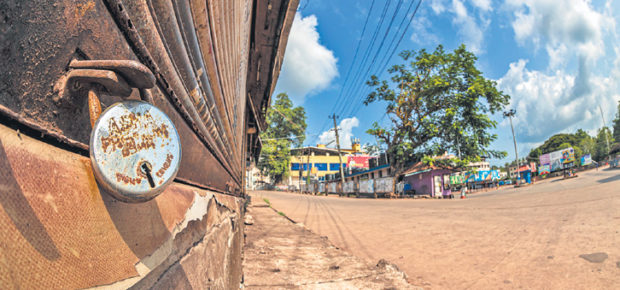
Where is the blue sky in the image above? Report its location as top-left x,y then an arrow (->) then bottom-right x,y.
272,0 -> 620,166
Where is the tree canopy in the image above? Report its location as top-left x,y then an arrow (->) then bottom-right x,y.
527,132 -> 585,161
527,126 -> 614,163
257,93 -> 307,184
594,127 -> 613,161
613,100 -> 620,143
364,44 -> 510,175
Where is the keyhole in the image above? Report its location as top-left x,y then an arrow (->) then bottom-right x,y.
140,161 -> 155,188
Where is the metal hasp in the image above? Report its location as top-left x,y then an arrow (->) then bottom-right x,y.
90,101 -> 181,203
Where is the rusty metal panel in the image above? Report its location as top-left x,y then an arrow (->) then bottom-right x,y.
0,120 -> 249,288
246,0 -> 299,129
0,0 -> 299,195
375,177 -> 395,193
119,0 -> 259,184
0,0 -> 139,145
0,122 -> 192,288
343,181 -> 357,194
359,179 -> 375,194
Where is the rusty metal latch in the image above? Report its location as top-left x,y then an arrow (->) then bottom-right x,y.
60,59 -> 181,203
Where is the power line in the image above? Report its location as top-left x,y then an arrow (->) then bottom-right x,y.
334,0 -> 393,118
346,0 -> 424,118
339,0 -> 405,118
313,0 -> 379,144
261,133 -> 320,141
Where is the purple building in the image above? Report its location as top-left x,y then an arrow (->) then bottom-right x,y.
402,162 -> 454,197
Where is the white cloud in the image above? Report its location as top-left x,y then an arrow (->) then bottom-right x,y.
507,0 -> 614,62
470,0 -> 492,11
498,59 -> 620,143
410,16 -> 440,45
451,0 -> 487,53
318,117 -> 359,149
430,0 -> 447,14
422,0 -> 490,53
274,13 -> 339,104
497,0 -> 620,144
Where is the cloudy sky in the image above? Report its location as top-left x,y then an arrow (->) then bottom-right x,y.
272,0 -> 620,165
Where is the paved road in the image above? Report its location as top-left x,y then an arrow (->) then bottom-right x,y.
251,168 -> 620,289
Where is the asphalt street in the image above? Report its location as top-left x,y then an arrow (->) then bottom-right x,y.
251,167 -> 620,289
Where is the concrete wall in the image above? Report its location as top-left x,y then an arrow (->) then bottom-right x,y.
0,123 -> 245,289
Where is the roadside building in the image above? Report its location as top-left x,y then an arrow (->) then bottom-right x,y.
343,164 -> 391,183
289,141 -> 368,187
467,158 -> 491,172
508,162 -> 537,181
402,161 -> 454,198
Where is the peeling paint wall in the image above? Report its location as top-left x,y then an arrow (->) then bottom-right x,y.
0,123 -> 245,289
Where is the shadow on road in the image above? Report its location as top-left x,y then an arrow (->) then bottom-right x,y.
597,174 -> 620,184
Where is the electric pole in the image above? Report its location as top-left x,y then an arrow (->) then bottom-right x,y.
504,109 -> 521,186
306,148 -> 311,191
331,114 -> 346,196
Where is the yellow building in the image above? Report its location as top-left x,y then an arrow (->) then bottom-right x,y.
289,143 -> 363,187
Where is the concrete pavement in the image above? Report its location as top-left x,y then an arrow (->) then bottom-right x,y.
242,200 -> 414,289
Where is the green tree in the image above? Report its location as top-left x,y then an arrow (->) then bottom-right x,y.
528,129 -> 595,164
594,127 -> 613,161
364,44 -> 510,177
613,100 -> 620,143
258,93 -> 307,184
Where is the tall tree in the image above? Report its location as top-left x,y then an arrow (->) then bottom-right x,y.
364,44 -> 510,177
528,129 -> 594,163
594,127 -> 613,161
258,93 -> 307,184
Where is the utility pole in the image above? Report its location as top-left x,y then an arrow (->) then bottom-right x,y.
306,148 -> 311,191
599,105 -> 611,160
298,150 -> 304,194
504,109 -> 521,186
331,114 -> 346,196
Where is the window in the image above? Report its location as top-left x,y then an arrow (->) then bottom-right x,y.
329,163 -> 341,171
315,163 -> 328,171
371,172 -> 375,179
291,163 -> 300,170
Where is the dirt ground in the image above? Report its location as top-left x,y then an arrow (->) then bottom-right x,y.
242,203 -> 413,289
251,167 -> 620,289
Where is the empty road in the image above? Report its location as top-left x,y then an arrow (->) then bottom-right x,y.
251,168 -> 620,289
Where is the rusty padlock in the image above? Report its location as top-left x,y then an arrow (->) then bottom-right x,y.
61,60 -> 181,202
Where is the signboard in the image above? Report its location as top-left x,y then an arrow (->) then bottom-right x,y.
347,155 -> 372,169
539,147 -> 575,172
539,164 -> 550,175
581,154 -> 592,166
450,170 -> 500,184
450,175 -> 464,185
561,148 -> 575,164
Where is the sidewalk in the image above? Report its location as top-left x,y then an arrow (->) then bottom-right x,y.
242,198 -> 414,289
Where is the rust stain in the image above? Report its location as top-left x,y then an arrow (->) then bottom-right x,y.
155,153 -> 173,178
115,172 -> 142,185
100,111 -> 169,157
80,158 -> 100,202
75,1 -> 95,19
